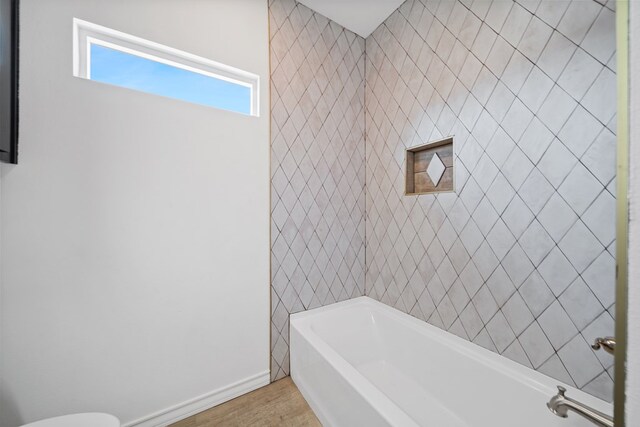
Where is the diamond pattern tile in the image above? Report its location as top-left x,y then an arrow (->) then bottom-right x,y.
270,0 -> 615,403
269,0 -> 365,382
364,0 -> 616,403
427,152 -> 446,185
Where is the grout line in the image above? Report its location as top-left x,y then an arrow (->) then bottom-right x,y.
271,0 -> 616,399
362,0 -> 615,397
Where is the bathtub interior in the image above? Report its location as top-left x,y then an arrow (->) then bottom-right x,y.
297,298 -> 612,427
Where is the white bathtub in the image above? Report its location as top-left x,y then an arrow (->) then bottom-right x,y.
290,297 -> 612,427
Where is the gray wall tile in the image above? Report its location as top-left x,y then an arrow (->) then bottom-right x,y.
269,0 -> 365,381
365,0 -> 615,401
270,0 -> 616,403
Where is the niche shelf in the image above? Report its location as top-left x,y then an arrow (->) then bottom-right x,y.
405,137 -> 454,195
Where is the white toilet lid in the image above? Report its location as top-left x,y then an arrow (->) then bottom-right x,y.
21,413 -> 120,427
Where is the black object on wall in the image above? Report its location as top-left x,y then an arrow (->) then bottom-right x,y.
0,0 -> 18,164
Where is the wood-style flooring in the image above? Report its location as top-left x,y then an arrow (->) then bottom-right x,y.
169,377 -> 321,427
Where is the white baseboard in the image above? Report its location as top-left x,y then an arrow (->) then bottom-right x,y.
123,371 -> 270,427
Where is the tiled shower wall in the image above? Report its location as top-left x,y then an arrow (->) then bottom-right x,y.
365,0 -> 617,401
269,0 -> 366,381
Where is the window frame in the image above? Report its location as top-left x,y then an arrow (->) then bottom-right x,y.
73,18 -> 260,116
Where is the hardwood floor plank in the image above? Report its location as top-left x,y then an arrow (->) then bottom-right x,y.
170,377 -> 321,427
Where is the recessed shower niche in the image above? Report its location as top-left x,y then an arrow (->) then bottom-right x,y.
405,137 -> 454,195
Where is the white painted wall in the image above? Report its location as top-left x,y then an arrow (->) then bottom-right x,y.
628,1 -> 640,424
0,1 -> 270,426
296,0 -> 404,37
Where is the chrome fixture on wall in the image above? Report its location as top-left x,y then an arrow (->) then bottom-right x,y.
547,386 -> 613,427
592,337 -> 616,355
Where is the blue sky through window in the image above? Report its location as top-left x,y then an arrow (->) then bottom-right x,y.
90,44 -> 252,115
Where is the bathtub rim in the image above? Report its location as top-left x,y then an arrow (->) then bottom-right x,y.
291,306 -> 420,426
290,296 -> 612,420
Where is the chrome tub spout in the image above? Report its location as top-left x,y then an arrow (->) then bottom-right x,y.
547,386 -> 613,427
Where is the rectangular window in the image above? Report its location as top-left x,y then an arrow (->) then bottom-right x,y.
73,19 -> 259,116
